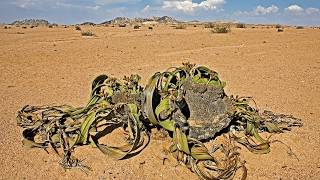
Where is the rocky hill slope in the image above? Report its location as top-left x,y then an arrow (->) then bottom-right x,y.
101,16 -> 178,25
10,19 -> 50,26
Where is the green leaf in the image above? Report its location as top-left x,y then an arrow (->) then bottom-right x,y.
79,112 -> 97,144
143,73 -> 161,125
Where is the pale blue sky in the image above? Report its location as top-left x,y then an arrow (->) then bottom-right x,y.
0,0 -> 319,25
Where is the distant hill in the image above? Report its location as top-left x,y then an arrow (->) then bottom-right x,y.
101,16 -> 179,25
81,22 -> 96,26
11,19 -> 50,26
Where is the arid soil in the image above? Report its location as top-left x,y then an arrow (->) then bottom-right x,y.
0,25 -> 319,179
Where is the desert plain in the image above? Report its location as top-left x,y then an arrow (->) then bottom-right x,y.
0,24 -> 319,179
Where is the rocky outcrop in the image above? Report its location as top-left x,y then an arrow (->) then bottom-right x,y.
101,16 -> 179,25
11,19 -> 50,26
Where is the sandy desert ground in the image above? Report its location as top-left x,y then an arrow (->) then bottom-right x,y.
0,24 -> 319,179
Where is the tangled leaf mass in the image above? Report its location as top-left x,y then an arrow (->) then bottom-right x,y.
17,63 -> 302,179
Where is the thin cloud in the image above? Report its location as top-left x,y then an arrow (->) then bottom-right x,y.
255,5 -> 279,15
95,0 -> 142,5
56,2 -> 100,10
236,5 -> 279,16
306,7 -> 320,15
162,0 -> 225,13
142,5 -> 150,13
12,0 -> 46,9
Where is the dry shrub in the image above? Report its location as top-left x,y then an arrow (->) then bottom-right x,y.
148,26 -> 153,30
205,23 -> 215,28
81,31 -> 94,36
236,23 -> 246,28
277,28 -> 284,32
119,24 -> 126,27
22,26 -> 27,29
296,26 -> 304,29
212,24 -> 231,33
4,26 -> 8,29
175,24 -> 186,29
133,25 -> 140,29
48,25 -> 53,28
75,26 -> 81,31
275,24 -> 282,28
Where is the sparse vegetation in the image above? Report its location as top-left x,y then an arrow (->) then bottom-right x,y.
148,26 -> 153,30
133,25 -> 140,29
275,24 -> 282,28
48,25 -> 53,28
75,26 -> 81,31
4,26 -> 8,29
236,23 -> 246,28
22,26 -> 27,29
175,24 -> 186,29
296,26 -> 304,29
277,28 -> 284,32
81,31 -> 94,36
205,23 -> 215,28
211,24 -> 231,33
119,24 -> 126,27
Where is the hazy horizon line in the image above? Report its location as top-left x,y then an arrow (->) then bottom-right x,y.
2,16 -> 319,27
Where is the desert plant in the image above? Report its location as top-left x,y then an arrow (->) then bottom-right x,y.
119,24 -> 126,27
212,24 -> 231,33
4,26 -> 7,29
48,25 -> 53,28
81,31 -> 94,36
148,26 -> 153,30
175,24 -> 186,29
16,63 -> 302,180
277,28 -> 284,32
204,23 -> 215,28
75,26 -> 81,31
133,25 -> 140,29
22,26 -> 27,29
296,26 -> 304,29
236,23 -> 246,28
275,24 -> 282,28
